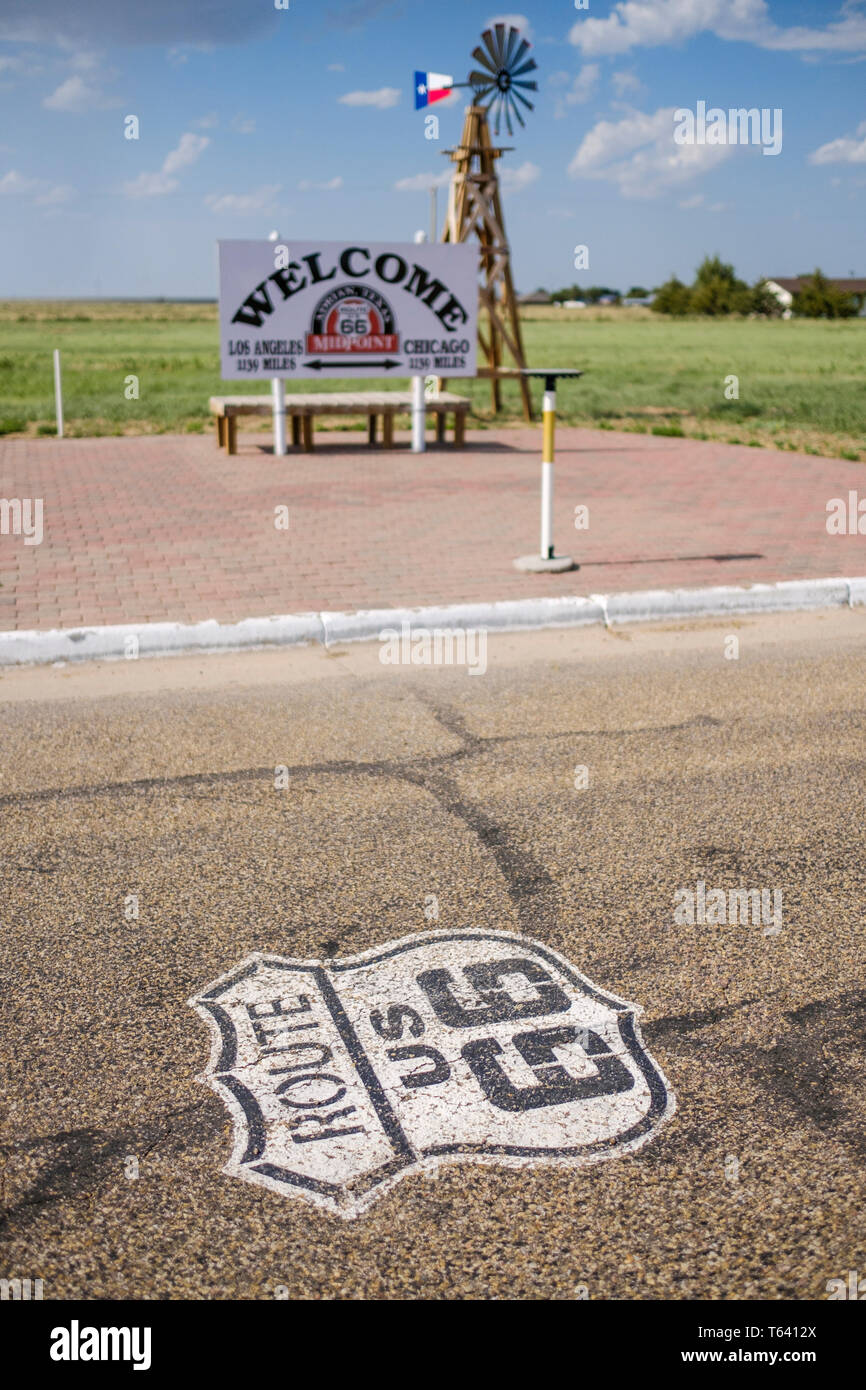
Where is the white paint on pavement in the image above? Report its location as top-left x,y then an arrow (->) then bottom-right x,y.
189,930 -> 675,1219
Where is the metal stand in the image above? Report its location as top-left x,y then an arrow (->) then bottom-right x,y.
514,369 -> 583,573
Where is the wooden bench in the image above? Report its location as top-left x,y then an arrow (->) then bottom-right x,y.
210,391 -> 469,455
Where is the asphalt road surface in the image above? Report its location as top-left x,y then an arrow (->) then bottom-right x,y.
1,610 -> 864,1300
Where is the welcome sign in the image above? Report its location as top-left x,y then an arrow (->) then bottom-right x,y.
218,240 -> 478,379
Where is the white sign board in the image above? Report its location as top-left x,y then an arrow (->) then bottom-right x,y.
190,930 -> 674,1218
218,240 -> 478,380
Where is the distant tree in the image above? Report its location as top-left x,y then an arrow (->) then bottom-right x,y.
583,286 -> 621,304
690,255 -> 751,315
626,286 -> 650,298
793,269 -> 858,319
651,276 -> 692,315
550,283 -> 583,303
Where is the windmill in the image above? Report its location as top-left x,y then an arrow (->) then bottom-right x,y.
421,24 -> 538,419
467,23 -> 538,137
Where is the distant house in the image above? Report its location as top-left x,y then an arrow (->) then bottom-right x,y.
517,291 -> 552,305
622,295 -> 654,307
559,299 -> 587,308
764,276 -> 866,316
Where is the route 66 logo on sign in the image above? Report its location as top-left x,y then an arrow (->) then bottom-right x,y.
190,931 -> 674,1218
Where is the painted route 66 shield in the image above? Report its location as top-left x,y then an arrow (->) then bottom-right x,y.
189,931 -> 675,1218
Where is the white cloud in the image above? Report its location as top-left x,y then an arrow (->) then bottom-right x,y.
338,86 -> 401,108
0,54 -> 44,78
0,169 -> 40,194
0,1 -> 274,46
569,105 -> 734,198
43,73 -> 110,111
554,63 -> 598,115
762,10 -> 866,52
124,131 -> 209,196
204,184 -> 281,215
124,171 -> 179,197
485,14 -> 533,42
231,114 -> 256,134
298,177 -> 343,191
611,70 -> 643,96
679,192 -> 704,208
194,113 -> 218,129
394,170 -> 452,191
35,182 -> 74,204
809,120 -> 866,164
0,169 -> 75,203
569,0 -> 866,57
162,132 -> 209,174
500,159 -> 541,191
327,63 -> 345,72
69,50 -> 100,71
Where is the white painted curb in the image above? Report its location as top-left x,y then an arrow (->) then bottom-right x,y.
1,577 -> 864,667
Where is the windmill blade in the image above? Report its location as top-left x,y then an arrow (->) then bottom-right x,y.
510,86 -> 534,114
503,25 -> 520,69
506,91 -> 526,128
480,28 -> 502,67
511,57 -> 537,78
503,94 -> 515,137
510,37 -> 531,70
469,70 -> 496,91
493,23 -> 508,66
471,43 -> 499,76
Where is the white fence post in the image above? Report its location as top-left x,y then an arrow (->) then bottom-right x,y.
53,348 -> 64,438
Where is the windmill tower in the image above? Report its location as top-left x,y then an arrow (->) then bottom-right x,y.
439,25 -> 537,421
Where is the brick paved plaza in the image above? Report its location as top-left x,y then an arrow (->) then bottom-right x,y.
1,426 -> 862,631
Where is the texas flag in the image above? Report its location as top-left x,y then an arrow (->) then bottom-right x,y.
414,70 -> 453,110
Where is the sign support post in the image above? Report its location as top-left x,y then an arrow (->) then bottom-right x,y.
411,373 -> 426,453
411,229 -> 428,454
272,377 -> 287,456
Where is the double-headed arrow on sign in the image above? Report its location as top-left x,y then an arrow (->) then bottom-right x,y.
304,359 -> 402,371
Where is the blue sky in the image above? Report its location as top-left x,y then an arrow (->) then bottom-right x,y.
0,0 -> 864,296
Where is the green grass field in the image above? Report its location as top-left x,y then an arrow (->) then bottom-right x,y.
1,300 -> 864,460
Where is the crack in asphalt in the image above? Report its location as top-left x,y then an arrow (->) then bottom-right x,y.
0,711 -> 726,810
